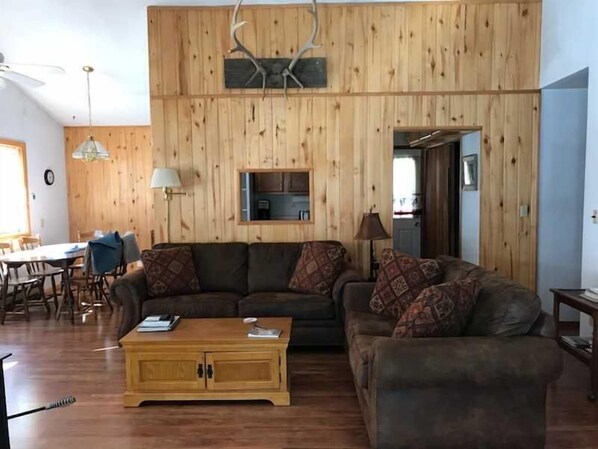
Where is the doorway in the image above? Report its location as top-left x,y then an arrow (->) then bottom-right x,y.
392,129 -> 479,260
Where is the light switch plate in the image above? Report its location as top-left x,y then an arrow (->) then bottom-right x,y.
519,205 -> 529,218
593,210 -> 598,224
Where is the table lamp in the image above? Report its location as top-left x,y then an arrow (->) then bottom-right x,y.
355,211 -> 391,281
150,168 -> 188,242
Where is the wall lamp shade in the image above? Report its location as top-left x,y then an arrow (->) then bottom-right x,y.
150,168 -> 182,189
354,213 -> 391,241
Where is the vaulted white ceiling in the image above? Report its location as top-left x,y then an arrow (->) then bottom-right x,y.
0,0 -> 434,126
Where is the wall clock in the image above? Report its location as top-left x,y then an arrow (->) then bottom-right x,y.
44,169 -> 55,186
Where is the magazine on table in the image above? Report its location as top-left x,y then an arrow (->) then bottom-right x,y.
580,287 -> 598,302
138,315 -> 181,332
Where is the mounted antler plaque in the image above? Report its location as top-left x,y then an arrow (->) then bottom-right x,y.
225,0 -> 327,98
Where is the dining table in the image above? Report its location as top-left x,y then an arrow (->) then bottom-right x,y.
0,243 -> 87,325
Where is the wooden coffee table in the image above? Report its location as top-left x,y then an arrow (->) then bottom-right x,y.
120,317 -> 291,407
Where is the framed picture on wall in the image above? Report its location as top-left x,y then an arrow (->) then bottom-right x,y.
462,154 -> 478,191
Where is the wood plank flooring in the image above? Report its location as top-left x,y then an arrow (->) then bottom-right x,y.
0,309 -> 596,449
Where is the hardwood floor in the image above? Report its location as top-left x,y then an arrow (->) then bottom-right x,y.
0,309 -> 596,449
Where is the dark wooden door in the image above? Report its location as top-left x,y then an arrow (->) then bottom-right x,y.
422,143 -> 460,259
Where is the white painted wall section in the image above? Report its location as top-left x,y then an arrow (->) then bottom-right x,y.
460,131 -> 480,265
0,81 -> 68,244
541,0 -> 598,336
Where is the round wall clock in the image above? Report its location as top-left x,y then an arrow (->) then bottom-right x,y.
44,169 -> 55,186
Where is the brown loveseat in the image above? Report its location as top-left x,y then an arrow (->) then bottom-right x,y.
110,241 -> 361,345
343,256 -> 563,449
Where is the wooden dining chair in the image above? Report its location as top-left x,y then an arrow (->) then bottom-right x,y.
0,242 -> 50,324
18,235 -> 63,309
77,230 -> 104,243
70,246 -> 113,316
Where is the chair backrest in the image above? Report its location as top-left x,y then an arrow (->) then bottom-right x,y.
78,230 -> 104,242
18,235 -> 41,251
0,242 -> 15,280
18,235 -> 43,273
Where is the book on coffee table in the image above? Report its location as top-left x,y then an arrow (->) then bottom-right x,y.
138,315 -> 181,332
247,327 -> 282,338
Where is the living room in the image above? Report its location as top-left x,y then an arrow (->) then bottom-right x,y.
0,0 -> 597,447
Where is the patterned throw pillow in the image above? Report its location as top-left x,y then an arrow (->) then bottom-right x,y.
369,249 -> 443,319
141,246 -> 201,298
289,242 -> 347,297
392,278 -> 482,338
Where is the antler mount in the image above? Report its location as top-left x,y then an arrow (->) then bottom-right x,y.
225,0 -> 325,99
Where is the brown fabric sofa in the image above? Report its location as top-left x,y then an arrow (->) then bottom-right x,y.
110,241 -> 361,345
343,256 -> 563,449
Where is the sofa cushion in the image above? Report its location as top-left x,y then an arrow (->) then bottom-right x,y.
239,292 -> 335,320
465,269 -> 541,336
154,243 -> 248,295
141,246 -> 201,298
348,335 -> 378,389
142,292 -> 241,318
392,278 -> 482,338
248,243 -> 302,293
345,311 -> 396,344
289,242 -> 347,297
370,249 -> 443,319
436,256 -> 542,336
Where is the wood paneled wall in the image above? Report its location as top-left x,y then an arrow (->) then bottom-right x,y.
148,0 -> 541,288
64,127 -> 154,249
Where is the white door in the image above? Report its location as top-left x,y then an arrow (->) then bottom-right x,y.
393,217 -> 421,257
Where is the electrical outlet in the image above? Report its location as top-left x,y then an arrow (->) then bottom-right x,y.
593,210 -> 598,224
41,218 -> 45,228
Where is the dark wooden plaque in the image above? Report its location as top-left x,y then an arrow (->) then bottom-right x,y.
224,57 -> 326,89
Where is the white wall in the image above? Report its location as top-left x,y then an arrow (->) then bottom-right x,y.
0,81 -> 68,244
541,0 -> 598,336
460,131 -> 480,265
537,88 -> 587,321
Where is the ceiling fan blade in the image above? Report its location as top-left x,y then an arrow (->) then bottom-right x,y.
0,70 -> 45,88
5,62 -> 65,75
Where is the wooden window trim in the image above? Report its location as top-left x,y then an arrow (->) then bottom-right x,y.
0,138 -> 31,239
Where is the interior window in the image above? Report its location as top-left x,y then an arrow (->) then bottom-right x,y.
393,156 -> 418,214
0,141 -> 30,237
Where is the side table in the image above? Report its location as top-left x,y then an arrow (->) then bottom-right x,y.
551,288 -> 598,401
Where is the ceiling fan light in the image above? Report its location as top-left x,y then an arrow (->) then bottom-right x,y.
72,136 -> 110,162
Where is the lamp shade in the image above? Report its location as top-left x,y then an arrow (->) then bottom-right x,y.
354,212 -> 391,241
72,136 -> 110,162
150,168 -> 182,189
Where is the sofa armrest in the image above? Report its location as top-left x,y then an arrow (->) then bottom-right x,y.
365,336 -> 563,449
343,282 -> 376,314
332,268 -> 363,302
370,336 -> 563,390
109,269 -> 148,340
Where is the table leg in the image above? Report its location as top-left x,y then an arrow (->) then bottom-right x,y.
552,292 -> 561,339
590,311 -> 598,402
56,264 -> 75,325
0,271 -> 8,325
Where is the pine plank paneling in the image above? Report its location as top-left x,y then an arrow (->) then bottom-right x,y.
64,127 -> 154,249
148,2 -> 542,288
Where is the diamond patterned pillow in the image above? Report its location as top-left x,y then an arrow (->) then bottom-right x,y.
288,242 -> 347,297
369,249 -> 443,319
392,278 -> 482,338
141,246 -> 201,298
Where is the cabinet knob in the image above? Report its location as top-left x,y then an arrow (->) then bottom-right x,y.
197,364 -> 204,378
207,364 -> 213,379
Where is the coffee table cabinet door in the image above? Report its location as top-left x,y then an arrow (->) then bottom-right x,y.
129,352 -> 206,392
205,351 -> 280,391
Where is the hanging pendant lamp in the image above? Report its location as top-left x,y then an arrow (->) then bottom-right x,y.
72,66 -> 109,162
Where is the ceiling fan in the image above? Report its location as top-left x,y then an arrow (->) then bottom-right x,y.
0,52 -> 65,88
